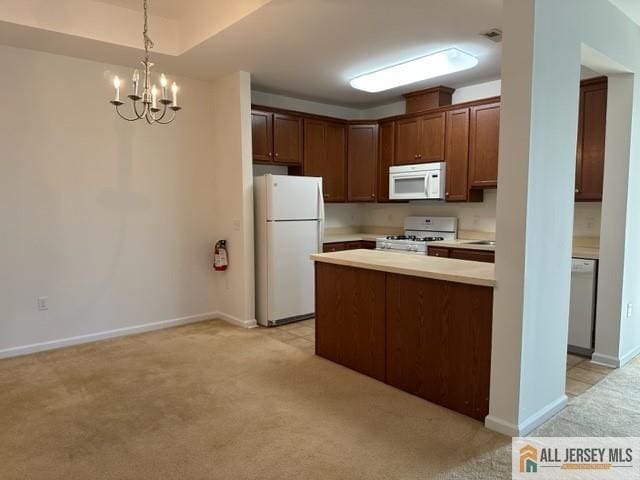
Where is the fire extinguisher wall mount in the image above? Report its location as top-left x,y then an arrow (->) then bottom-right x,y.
214,240 -> 228,271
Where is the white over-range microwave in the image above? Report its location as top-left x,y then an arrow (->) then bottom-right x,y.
388,162 -> 446,200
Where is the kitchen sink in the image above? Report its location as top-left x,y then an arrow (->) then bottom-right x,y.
466,240 -> 496,246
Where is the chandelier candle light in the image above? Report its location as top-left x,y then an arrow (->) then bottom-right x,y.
110,0 -> 181,124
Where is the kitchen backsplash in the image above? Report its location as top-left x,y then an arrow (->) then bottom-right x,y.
325,190 -> 602,238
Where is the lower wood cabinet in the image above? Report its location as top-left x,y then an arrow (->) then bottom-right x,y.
314,262 -> 494,421
428,246 -> 495,263
449,249 -> 495,263
315,263 -> 386,381
385,274 -> 493,420
323,241 -> 376,252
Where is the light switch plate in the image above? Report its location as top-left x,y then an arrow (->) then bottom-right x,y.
37,296 -> 49,311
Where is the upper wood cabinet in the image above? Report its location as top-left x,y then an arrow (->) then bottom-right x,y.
444,108 -> 470,202
419,112 -> 446,162
377,121 -> 395,202
394,112 -> 445,165
251,110 -> 302,165
348,124 -> 378,202
394,117 -> 420,164
303,119 -> 347,202
468,102 -> 500,188
576,78 -> 607,201
251,110 -> 273,163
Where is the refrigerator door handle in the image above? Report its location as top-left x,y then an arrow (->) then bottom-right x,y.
317,180 -> 325,253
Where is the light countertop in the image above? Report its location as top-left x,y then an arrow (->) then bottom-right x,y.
431,239 -> 600,260
311,249 -> 496,288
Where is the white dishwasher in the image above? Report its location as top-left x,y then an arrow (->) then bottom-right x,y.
568,258 -> 598,356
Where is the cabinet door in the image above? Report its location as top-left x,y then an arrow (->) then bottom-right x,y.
324,123 -> 347,202
445,108 -> 470,201
377,121 -> 395,202
251,110 -> 273,163
394,117 -> 420,165
418,112 -> 446,162
386,274 -> 493,421
469,103 -> 500,188
348,124 -> 378,202
316,263 -> 386,381
449,248 -> 495,263
273,113 -> 303,165
304,120 -> 346,203
576,81 -> 607,201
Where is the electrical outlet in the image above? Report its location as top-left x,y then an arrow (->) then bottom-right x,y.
626,303 -> 633,318
37,296 -> 49,311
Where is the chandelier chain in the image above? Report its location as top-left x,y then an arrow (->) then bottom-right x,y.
143,0 -> 154,63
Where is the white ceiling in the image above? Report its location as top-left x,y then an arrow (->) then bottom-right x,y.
609,0 -> 640,25
3,0 -> 504,107
94,0 -> 198,20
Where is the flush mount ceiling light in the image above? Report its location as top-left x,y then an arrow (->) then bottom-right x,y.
109,0 -> 182,125
349,48 -> 478,93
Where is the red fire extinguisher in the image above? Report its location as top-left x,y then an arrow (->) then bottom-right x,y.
214,240 -> 228,271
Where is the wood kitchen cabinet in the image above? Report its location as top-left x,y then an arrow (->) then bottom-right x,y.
377,121 -> 395,202
394,112 -> 445,165
348,124 -> 378,202
576,77 -> 607,201
315,263 -> 387,381
468,102 -> 500,188
427,246 -> 450,258
251,110 -> 273,163
428,246 -> 495,263
323,241 -> 376,252
444,108 -> 471,202
386,273 -> 493,420
303,119 -> 347,202
449,248 -> 495,263
251,110 -> 303,165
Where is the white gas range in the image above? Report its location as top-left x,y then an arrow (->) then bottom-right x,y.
376,216 -> 458,254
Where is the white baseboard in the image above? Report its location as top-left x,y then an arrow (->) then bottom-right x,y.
0,311 -> 219,360
591,352 -> 621,368
216,311 -> 257,329
618,344 -> 640,367
485,395 -> 568,437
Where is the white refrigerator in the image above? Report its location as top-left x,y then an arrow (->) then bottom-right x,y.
254,174 -> 324,327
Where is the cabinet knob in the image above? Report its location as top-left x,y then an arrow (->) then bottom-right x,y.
371,194 -> 375,198
575,188 -> 579,193
418,154 -> 422,159
274,152 -> 279,157
268,152 -> 272,157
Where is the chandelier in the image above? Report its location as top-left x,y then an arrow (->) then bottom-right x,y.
109,0 -> 182,125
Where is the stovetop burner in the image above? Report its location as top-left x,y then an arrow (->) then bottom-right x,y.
385,235 -> 445,242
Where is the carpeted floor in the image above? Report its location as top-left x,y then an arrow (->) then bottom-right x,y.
0,320 -> 638,480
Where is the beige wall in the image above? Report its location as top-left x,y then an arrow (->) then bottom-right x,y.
0,46 -> 222,355
211,71 -> 256,326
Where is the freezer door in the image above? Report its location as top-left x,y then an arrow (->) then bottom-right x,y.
266,220 -> 319,323
266,175 -> 322,221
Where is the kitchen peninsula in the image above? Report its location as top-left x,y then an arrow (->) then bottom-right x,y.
311,249 -> 495,421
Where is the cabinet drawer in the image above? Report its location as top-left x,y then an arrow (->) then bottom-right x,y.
449,248 -> 495,263
428,247 -> 450,258
323,242 -> 346,253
